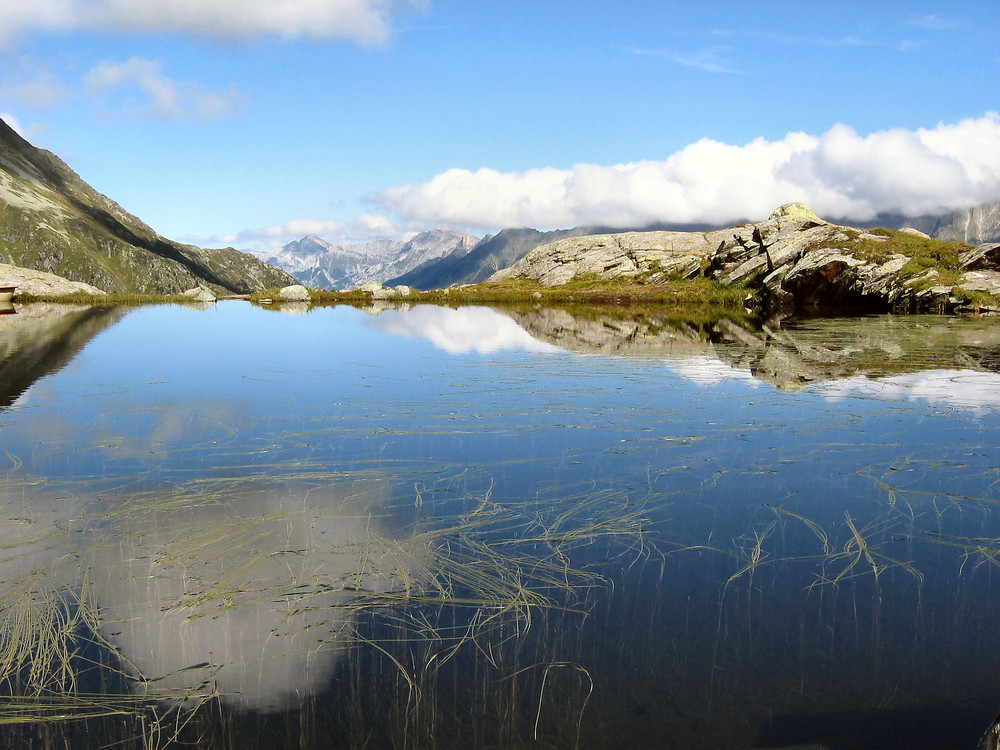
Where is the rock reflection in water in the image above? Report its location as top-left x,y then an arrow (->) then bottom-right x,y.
500,306 -> 1000,398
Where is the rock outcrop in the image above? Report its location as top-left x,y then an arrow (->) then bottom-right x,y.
0,262 -> 107,297
353,282 -> 413,300
489,203 -> 1000,313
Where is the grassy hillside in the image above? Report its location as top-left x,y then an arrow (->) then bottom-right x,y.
0,118 -> 293,294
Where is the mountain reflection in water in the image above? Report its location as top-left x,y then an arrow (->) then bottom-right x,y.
1,301 -> 1000,749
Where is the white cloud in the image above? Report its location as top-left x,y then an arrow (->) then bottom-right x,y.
907,14 -> 961,31
666,355 -> 758,386
0,61 -> 70,108
83,56 -> 246,121
0,0 -> 423,46
222,213 -> 404,252
369,113 -> 1000,231
630,46 -> 738,74
816,370 -> 1000,410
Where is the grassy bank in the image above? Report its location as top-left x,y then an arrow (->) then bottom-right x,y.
256,276 -> 755,311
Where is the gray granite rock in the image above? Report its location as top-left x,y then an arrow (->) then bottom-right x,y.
278,284 -> 311,302
0,262 -> 107,297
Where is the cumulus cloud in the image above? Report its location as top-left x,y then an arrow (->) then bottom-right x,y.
370,113 -> 1000,231
83,56 -> 246,120
0,0 -> 423,46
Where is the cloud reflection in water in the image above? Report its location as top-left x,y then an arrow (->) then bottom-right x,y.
814,369 -> 1000,410
366,305 -> 560,355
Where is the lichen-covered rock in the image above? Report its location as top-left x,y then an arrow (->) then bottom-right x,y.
768,202 -> 827,226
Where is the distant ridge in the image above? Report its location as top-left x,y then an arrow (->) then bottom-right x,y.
900,200 -> 1000,244
0,117 -> 295,294
389,223 -> 723,291
261,227 -> 479,290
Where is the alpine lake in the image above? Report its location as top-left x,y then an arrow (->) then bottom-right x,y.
2,299 -> 1000,750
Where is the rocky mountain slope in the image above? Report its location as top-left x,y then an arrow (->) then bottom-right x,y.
489,203 -> 1000,313
391,203 -> 1000,293
0,118 -> 294,295
388,226 -> 613,290
261,227 -> 479,290
901,200 -> 1000,244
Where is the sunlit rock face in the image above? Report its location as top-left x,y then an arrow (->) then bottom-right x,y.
488,229 -> 726,287
88,482 -> 420,711
488,203 -> 1000,313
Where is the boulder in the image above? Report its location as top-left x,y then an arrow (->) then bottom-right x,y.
182,286 -> 217,303
278,284 -> 310,302
768,202 -> 827,227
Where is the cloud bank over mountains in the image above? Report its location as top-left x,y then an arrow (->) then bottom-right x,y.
370,113 -> 1000,232
0,0 -> 424,46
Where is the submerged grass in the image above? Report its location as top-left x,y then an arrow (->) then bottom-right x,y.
0,472 -> 653,748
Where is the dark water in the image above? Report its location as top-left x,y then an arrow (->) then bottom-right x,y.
2,301 -> 1000,749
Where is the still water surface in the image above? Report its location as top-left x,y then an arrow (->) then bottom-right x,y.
2,302 -> 1000,749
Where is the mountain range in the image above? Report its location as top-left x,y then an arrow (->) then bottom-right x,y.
899,202 -> 1000,244
257,227 -> 479,290
270,203 -> 1000,293
3,112 -> 999,298
0,118 -> 294,295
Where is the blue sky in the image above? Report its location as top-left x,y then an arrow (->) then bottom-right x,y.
1,0 -> 999,252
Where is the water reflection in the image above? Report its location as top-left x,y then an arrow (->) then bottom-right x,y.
499,305 -> 1000,405
91,481 -> 417,711
1,302 -> 1000,749
0,303 -> 128,408
0,477 -> 421,711
367,304 -> 559,354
